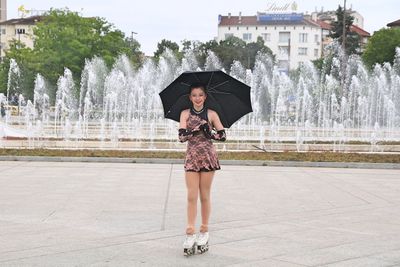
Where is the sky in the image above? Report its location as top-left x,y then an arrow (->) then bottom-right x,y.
7,0 -> 400,56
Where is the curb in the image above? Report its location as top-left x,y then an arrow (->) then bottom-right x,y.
1,156 -> 400,169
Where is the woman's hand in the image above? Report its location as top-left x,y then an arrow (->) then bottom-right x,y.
199,122 -> 212,139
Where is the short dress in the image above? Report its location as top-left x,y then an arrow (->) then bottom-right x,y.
184,108 -> 221,172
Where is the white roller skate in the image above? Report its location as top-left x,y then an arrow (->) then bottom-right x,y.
196,232 -> 209,254
183,234 -> 197,256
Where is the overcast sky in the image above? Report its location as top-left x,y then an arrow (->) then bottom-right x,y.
8,0 -> 400,56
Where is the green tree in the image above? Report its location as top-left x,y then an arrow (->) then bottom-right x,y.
244,36 -> 274,69
0,41 -> 36,99
154,39 -> 180,59
362,27 -> 400,69
33,9 -> 135,86
0,8 -> 142,101
213,36 -> 247,70
202,36 -> 274,70
197,40 -> 218,67
329,5 -> 360,55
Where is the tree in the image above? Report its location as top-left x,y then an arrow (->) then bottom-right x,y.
329,5 -> 360,55
362,27 -> 400,69
215,36 -> 247,70
154,39 -> 180,59
0,41 -> 36,99
199,36 -> 274,71
197,40 -> 219,67
244,36 -> 274,69
1,8 -> 141,101
33,9 -> 135,86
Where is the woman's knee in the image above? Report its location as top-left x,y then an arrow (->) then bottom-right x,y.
187,191 -> 198,204
199,192 -> 210,203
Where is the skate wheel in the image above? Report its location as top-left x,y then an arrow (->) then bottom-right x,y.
184,247 -> 195,257
197,244 -> 209,254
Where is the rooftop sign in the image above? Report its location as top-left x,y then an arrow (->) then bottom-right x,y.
258,13 -> 303,22
266,1 -> 298,12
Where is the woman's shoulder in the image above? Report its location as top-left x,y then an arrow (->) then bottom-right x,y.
181,109 -> 190,115
180,109 -> 190,119
207,109 -> 218,117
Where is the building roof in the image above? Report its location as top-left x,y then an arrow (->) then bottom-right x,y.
387,19 -> 400,27
350,24 -> 370,37
219,15 -> 258,26
218,15 -> 321,27
316,20 -> 332,30
0,16 -> 44,26
315,19 -> 369,36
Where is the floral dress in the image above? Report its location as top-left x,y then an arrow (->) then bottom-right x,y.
184,108 -> 220,172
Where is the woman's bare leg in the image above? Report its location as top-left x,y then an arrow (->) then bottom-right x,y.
185,171 -> 200,234
199,171 -> 215,232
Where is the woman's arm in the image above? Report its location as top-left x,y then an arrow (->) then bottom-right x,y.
178,109 -> 200,142
179,109 -> 189,129
208,110 -> 226,141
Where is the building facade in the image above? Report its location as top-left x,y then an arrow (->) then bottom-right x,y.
218,8 -> 370,70
0,0 -> 6,22
217,12 -> 322,70
0,16 -> 43,60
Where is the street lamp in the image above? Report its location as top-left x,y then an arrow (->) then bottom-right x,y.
131,31 -> 138,41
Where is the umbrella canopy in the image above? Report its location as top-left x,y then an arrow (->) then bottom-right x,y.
159,70 -> 252,128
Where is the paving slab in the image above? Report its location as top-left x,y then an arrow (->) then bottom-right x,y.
0,161 -> 399,266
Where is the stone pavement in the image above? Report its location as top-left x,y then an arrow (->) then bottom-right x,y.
0,161 -> 400,266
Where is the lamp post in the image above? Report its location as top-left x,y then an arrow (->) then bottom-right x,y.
131,31 -> 138,42
341,0 -> 347,97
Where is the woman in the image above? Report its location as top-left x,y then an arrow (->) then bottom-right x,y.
179,83 -> 226,256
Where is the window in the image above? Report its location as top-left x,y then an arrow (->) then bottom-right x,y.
298,47 -> 307,55
225,33 -> 234,39
314,49 -> 319,57
299,33 -> 308,43
16,28 -> 26,34
261,33 -> 271,42
243,33 -> 252,41
279,32 -> 290,43
237,26 -> 239,30
279,46 -> 289,55
0,28 -> 4,35
228,27 -> 231,30
314,34 -> 319,43
278,60 -> 289,69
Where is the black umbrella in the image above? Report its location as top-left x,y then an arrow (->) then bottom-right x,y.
159,70 -> 252,128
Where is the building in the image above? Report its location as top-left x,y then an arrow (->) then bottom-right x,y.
0,16 -> 43,60
387,19 -> 400,28
0,0 -> 6,22
315,19 -> 370,54
311,7 -> 364,29
218,12 -> 323,70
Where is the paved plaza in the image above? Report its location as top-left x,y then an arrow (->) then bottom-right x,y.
0,161 -> 400,266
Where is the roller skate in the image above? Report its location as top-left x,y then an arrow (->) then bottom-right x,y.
183,233 -> 197,257
196,232 -> 209,254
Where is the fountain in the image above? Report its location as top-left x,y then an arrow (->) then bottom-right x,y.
1,46 -> 400,152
